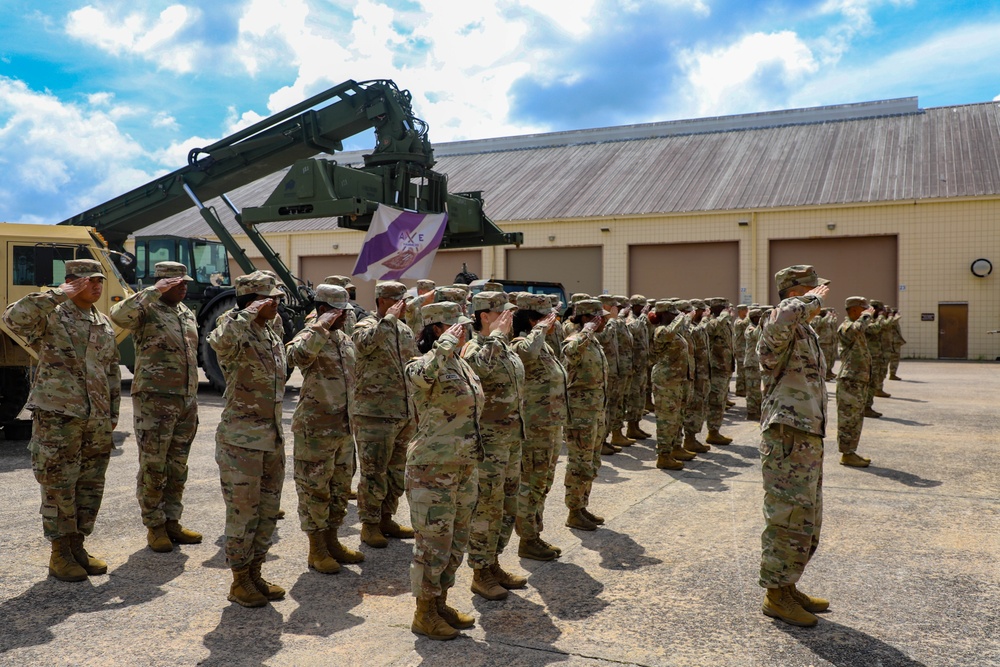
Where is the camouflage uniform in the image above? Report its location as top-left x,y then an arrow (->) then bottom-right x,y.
683,304 -> 711,438
625,297 -> 651,423
561,300 -> 609,510
758,267 -> 828,590
888,314 -> 906,377
837,302 -> 872,455
613,297 -> 635,430
705,300 -> 735,432
286,295 -> 356,535
511,295 -> 568,542
743,311 -> 764,420
596,297 -> 622,442
404,303 -> 483,598
463,292 -> 526,570
3,261 -> 120,542
879,311 -> 894,387
649,306 -> 691,457
351,282 -> 418,528
818,311 -> 839,378
864,309 -> 885,409
733,311 -> 750,396
323,276 -> 358,334
208,272 -> 287,570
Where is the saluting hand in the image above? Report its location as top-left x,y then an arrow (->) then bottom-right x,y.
491,309 -> 514,336
583,315 -> 603,333
808,285 -> 831,301
59,277 -> 91,298
538,312 -> 558,332
154,277 -> 186,293
445,322 -> 466,346
243,298 -> 273,315
317,309 -> 343,330
387,299 -> 407,319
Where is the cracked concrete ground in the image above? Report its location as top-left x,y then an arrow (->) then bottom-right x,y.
0,360 -> 997,666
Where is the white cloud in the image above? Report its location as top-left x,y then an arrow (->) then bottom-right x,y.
678,31 -> 819,116
65,4 -> 197,73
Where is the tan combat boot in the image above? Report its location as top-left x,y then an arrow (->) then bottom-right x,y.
69,533 -> 107,575
437,588 -> 475,629
518,537 -> 558,561
790,584 -> 830,613
581,507 -> 604,526
380,516 -> 415,539
307,531 -> 341,574
863,407 -> 882,418
610,428 -> 634,447
840,452 -> 871,468
655,452 -> 683,470
600,441 -> 621,455
889,374 -> 901,381
539,537 -> 562,556
229,567 -> 267,607
490,562 -> 528,590
706,429 -> 733,445
326,529 -> 365,564
626,421 -> 650,440
165,519 -> 202,544
471,566 -> 508,600
411,595 -> 459,640
671,445 -> 696,461
49,537 -> 88,582
360,522 -> 388,548
762,585 -> 818,627
565,509 -> 597,531
147,524 -> 174,553
875,389 -> 891,398
684,432 -> 710,453
249,557 -> 285,600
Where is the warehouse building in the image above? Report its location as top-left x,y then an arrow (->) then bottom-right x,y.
140,96 -> 1000,360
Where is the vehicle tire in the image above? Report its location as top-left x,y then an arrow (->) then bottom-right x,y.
198,296 -> 236,393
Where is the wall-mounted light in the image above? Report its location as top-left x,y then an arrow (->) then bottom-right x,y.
600,227 -> 611,232
548,235 -> 556,241
971,258 -> 993,277
737,220 -> 749,227
826,223 -> 836,231
332,244 -> 339,250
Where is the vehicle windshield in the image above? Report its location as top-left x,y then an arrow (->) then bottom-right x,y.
191,241 -> 231,286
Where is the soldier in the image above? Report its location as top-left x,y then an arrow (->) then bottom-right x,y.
463,291 -> 527,601
351,281 -> 418,548
682,299 -> 711,454
286,284 -> 365,574
110,261 -> 201,553
648,300 -> 690,471
879,305 -> 895,389
323,276 -> 358,333
208,271 -> 287,607
625,295 -> 652,440
562,293 -> 590,339
405,278 -> 436,331
733,304 -> 750,397
545,294 -> 565,353
561,299 -> 610,532
3,258 -> 120,582
864,300 -> 888,417
758,265 -> 831,628
511,293 -> 568,561
819,309 -> 839,380
888,308 -> 906,380
597,294 -> 629,452
704,297 -> 735,445
743,306 -> 766,422
405,302 -> 483,640
837,296 -> 875,468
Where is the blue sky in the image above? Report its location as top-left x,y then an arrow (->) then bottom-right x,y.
1,0 -> 998,225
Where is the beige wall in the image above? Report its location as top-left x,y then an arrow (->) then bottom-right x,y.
202,196 -> 1000,359
629,241 -> 739,301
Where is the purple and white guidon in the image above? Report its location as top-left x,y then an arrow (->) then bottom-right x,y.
352,204 -> 448,281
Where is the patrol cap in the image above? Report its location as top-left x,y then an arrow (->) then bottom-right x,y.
570,292 -> 590,303
749,306 -> 763,317
314,284 -> 352,309
235,270 -> 282,297
612,295 -> 628,307
433,287 -> 468,304
515,292 -> 553,314
774,264 -> 829,293
673,299 -> 692,313
65,258 -> 105,279
547,294 -> 562,308
844,296 -> 868,309
630,294 -> 647,306
737,303 -> 749,311
870,299 -> 884,309
574,299 -> 610,317
375,281 -> 407,300
707,297 -> 729,308
416,279 -> 435,291
483,281 -> 504,292
471,290 -> 516,313
449,284 -> 471,295
689,298 -> 707,310
420,301 -> 473,326
598,294 -> 618,307
654,300 -> 678,314
323,275 -> 354,289
154,261 -> 193,281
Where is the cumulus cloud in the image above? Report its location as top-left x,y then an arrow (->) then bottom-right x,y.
66,4 -> 198,73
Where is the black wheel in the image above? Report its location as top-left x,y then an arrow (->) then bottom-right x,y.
0,366 -> 30,425
198,296 -> 236,393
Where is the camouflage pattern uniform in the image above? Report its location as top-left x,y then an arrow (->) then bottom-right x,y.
208,272 -> 287,569
546,294 -> 565,354
743,309 -> 765,420
110,262 -> 198,531
705,299 -> 735,432
683,302 -> 711,439
837,301 -> 872,455
817,311 -> 839,378
404,279 -> 436,332
733,310 -> 750,397
625,296 -> 651,424
649,304 -> 691,457
613,296 -> 635,430
596,296 -> 622,442
3,260 -> 120,542
511,295 -> 568,542
323,276 -> 358,334
888,313 -> 906,377
864,306 -> 885,409
351,282 -> 418,528
758,266 -> 828,589
286,289 -> 356,535
463,292 -> 526,570
561,300 -> 609,510
405,303 -> 483,598
879,310 -> 894,387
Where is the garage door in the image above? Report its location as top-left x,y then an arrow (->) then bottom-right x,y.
768,236 -> 897,310
505,246 -> 602,296
629,242 -> 739,301
299,249 -> 483,310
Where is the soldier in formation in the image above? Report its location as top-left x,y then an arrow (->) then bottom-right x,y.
625,295 -> 652,440
682,299 -> 712,454
733,304 -> 749,397
837,296 -> 875,468
648,300 -> 691,471
742,305 -> 767,422
704,297 -> 735,446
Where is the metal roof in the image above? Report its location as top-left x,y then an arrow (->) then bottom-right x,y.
136,97 -> 1000,238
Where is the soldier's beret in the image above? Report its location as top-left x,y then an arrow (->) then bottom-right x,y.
65,259 -> 105,279
154,261 -> 193,281
574,299 -> 610,317
235,271 -> 282,297
471,291 -> 516,313
515,293 -> 553,314
420,302 -> 473,326
570,293 -> 591,303
375,281 -> 407,300
774,265 -> 829,293
416,279 -> 435,291
434,287 -> 468,304
315,284 -> 352,309
654,300 -> 678,314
